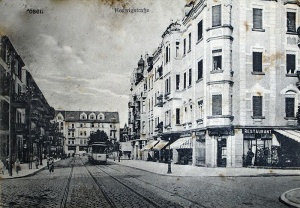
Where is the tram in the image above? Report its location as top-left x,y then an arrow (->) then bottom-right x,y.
89,142 -> 108,164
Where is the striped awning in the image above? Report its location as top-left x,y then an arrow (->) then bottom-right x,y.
142,140 -> 159,151
152,140 -> 169,151
274,130 -> 300,143
170,137 -> 192,149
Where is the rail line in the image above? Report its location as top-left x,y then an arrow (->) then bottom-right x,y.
60,157 -> 75,208
103,164 -> 208,208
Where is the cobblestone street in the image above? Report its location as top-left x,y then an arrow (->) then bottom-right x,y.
1,156 -> 300,207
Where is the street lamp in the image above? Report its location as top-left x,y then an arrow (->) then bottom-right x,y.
167,137 -> 172,174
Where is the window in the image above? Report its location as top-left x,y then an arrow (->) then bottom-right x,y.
176,108 -> 180,124
91,123 -> 94,127
184,72 -> 187,89
286,54 -> 296,74
212,95 -> 222,116
212,49 -> 222,71
80,123 -> 83,127
198,100 -> 203,119
165,77 -> 171,94
183,38 -> 186,55
84,131 -> 87,136
80,131 -> 83,136
166,46 -> 169,63
72,124 -> 74,128
287,12 -> 296,32
198,60 -> 203,80
18,84 -> 21,95
253,8 -> 263,30
253,96 -> 263,117
176,74 -> 180,90
286,97 -> 295,117
198,20 -> 203,40
253,52 -> 262,72
188,68 -> 192,86
188,33 -> 191,51
212,5 -> 221,27
176,42 -> 180,57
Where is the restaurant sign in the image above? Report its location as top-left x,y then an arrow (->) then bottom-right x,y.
242,128 -> 272,140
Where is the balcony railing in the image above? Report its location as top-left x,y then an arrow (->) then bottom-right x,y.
14,123 -> 27,133
30,110 -> 40,121
156,94 -> 163,107
12,93 -> 28,108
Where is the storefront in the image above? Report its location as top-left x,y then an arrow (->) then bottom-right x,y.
242,128 -> 276,167
170,133 -> 192,165
152,140 -> 169,162
142,140 -> 159,161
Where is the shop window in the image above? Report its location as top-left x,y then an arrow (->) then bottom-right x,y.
198,20 -> 203,40
253,52 -> 262,72
212,5 -> 221,27
252,96 -> 263,117
253,8 -> 263,30
286,54 -> 296,74
176,108 -> 180,124
212,94 -> 222,116
287,12 -> 296,32
197,60 -> 203,80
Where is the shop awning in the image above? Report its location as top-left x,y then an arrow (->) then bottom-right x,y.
142,140 -> 159,151
272,134 -> 280,146
170,137 -> 192,149
274,130 -> 300,143
152,140 -> 169,151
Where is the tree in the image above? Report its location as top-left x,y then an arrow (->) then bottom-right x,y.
88,130 -> 109,145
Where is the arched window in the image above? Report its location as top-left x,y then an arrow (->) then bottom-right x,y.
97,113 -> 105,120
89,113 -> 96,120
285,90 -> 296,118
80,113 -> 87,120
57,114 -> 64,121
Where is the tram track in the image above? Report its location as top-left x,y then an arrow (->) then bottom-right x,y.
101,164 -> 208,208
60,157 -> 75,208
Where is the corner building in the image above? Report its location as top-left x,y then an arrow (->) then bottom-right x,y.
128,0 -> 300,167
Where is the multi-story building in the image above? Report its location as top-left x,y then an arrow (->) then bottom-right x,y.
54,111 -> 120,154
128,0 -> 300,168
0,36 -> 55,169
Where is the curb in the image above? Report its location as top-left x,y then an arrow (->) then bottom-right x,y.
108,160 -> 300,178
1,160 -> 61,180
279,188 -> 300,208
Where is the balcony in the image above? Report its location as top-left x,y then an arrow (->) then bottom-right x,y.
110,126 -> 117,131
128,101 -> 135,108
30,110 -> 40,121
14,123 -> 27,133
12,93 -> 28,108
0,74 -> 10,96
156,94 -> 163,107
142,91 -> 147,99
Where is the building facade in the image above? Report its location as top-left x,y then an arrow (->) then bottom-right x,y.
0,36 -> 56,169
54,111 -> 120,154
128,0 -> 300,167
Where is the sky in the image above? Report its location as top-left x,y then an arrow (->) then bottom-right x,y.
0,0 -> 187,126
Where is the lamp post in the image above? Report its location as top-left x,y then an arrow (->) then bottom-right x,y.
167,137 -> 172,174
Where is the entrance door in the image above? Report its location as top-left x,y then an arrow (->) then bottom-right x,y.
217,138 -> 227,167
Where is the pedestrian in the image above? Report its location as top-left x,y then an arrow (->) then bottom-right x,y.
49,158 -> 54,174
246,148 -> 254,166
0,160 -> 4,174
35,156 -> 39,169
47,156 -> 50,169
5,157 -> 9,170
15,158 -> 21,174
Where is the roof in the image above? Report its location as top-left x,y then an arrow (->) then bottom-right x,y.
55,110 -> 120,123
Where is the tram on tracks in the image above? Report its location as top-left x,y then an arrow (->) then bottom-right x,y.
88,142 -> 108,164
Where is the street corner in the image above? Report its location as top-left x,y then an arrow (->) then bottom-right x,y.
280,188 -> 300,208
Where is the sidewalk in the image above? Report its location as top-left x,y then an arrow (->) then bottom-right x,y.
1,159 -> 60,179
108,158 -> 300,177
280,188 -> 300,208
